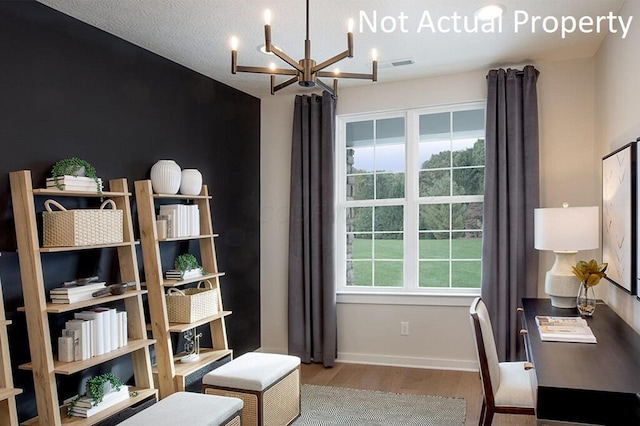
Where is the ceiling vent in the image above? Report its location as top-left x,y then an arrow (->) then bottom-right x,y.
377,58 -> 415,69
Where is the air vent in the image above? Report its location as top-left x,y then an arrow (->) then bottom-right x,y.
377,58 -> 415,69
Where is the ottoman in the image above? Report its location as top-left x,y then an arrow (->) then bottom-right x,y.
117,391 -> 243,426
203,352 -> 301,426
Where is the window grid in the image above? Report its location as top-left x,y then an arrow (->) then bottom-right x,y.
338,102 -> 485,293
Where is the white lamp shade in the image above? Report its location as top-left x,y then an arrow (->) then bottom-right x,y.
534,206 -> 599,251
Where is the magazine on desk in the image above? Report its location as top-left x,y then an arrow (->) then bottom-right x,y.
535,316 -> 597,343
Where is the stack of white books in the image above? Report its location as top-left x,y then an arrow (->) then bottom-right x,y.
157,203 -> 200,238
50,281 -> 107,304
46,175 -> 103,192
535,316 -> 597,343
65,385 -> 130,418
60,308 -> 128,362
165,268 -> 203,280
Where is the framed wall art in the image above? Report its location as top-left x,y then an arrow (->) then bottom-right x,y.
602,141 -> 636,295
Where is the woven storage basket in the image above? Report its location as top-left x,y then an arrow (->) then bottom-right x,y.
166,280 -> 219,323
42,199 -> 123,247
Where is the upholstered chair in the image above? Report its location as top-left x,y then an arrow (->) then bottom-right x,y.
469,297 -> 535,425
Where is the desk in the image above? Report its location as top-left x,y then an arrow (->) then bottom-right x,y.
521,298 -> 640,425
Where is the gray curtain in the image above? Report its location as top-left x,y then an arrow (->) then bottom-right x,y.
481,65 -> 540,362
288,91 -> 337,367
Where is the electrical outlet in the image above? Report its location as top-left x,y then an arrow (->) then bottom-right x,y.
400,321 -> 409,336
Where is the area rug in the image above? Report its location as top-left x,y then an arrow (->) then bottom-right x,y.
292,384 -> 466,426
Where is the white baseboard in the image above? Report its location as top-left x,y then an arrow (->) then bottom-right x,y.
336,352 -> 478,372
256,346 -> 478,372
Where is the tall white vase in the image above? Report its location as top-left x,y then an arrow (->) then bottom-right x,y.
150,160 -> 181,194
180,169 -> 203,196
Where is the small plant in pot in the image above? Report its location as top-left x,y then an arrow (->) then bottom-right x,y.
174,253 -> 204,279
67,372 -> 126,417
51,157 -> 102,194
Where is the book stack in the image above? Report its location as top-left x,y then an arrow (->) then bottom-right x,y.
165,268 -> 203,281
59,308 -> 128,362
535,316 -> 597,343
46,175 -> 103,192
158,203 -> 200,238
65,385 -> 130,418
50,281 -> 107,304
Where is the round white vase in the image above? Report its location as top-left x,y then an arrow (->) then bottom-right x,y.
180,169 -> 203,196
150,160 -> 181,194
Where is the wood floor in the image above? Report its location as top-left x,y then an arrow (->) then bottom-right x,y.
300,362 -> 536,425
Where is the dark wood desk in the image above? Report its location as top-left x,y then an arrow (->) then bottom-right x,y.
521,298 -> 640,425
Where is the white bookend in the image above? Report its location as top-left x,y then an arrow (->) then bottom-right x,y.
64,320 -> 90,360
62,328 -> 82,361
58,336 -> 74,362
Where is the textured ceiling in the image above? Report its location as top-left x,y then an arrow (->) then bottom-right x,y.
36,0 -> 627,98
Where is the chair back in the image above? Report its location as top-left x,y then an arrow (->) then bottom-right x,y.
470,297 -> 501,406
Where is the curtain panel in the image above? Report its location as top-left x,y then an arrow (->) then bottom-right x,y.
288,91 -> 337,367
482,65 -> 540,362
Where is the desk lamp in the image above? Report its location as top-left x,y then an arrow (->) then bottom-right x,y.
534,204 -> 599,308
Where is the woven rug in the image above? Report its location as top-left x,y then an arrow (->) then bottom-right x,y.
292,384 -> 466,426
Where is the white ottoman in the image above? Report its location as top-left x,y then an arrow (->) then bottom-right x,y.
202,352 -> 301,426
117,391 -> 243,426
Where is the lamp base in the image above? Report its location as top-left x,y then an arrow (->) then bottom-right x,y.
545,251 -> 580,308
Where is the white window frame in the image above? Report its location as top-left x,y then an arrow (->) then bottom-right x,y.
335,101 -> 485,300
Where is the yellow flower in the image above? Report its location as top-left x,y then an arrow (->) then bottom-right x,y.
571,259 -> 608,287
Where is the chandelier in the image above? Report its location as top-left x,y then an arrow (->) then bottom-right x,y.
229,0 -> 377,98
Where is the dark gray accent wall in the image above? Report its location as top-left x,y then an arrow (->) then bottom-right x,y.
0,1 -> 260,421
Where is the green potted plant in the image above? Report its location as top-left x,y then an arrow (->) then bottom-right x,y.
67,372 -> 126,417
50,157 -> 102,194
173,253 -> 204,279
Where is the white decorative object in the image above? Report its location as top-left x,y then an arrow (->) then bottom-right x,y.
150,160 -> 181,194
534,204 -> 599,308
180,169 -> 203,196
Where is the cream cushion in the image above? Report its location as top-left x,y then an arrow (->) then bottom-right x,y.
202,352 -> 301,392
494,361 -> 535,408
118,391 -> 243,426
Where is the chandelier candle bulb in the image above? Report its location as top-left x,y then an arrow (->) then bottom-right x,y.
347,19 -> 354,55
230,36 -> 238,74
264,9 -> 271,25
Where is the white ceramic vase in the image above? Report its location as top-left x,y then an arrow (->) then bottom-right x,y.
150,160 -> 181,194
180,169 -> 203,196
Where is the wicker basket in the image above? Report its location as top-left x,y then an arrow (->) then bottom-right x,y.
42,199 -> 123,247
166,280 -> 219,323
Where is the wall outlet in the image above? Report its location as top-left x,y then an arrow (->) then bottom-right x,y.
400,321 -> 409,336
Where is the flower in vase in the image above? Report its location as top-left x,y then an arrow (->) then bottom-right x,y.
571,259 -> 607,287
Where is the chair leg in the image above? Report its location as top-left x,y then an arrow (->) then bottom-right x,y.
478,399 -> 486,426
483,406 -> 495,426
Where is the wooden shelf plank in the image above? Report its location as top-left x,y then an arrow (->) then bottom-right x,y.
146,311 -> 232,333
17,289 -> 148,314
162,272 -> 226,288
0,387 -> 22,401
40,241 -> 138,253
32,189 -> 130,198
152,193 -> 211,200
152,349 -> 232,379
18,339 -> 156,375
21,388 -> 157,426
0,319 -> 12,326
157,233 -> 219,242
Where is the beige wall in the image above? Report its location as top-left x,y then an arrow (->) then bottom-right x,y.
595,0 -> 640,331
261,56 -> 600,367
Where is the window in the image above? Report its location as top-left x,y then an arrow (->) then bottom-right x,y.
337,102 -> 485,294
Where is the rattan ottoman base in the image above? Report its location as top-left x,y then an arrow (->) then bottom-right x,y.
204,366 -> 301,426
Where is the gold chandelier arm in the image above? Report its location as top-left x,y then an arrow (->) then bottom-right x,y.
317,71 -> 371,79
236,65 -> 298,76
315,78 -> 336,97
272,76 -> 299,94
270,46 -> 304,73
312,49 -> 350,74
